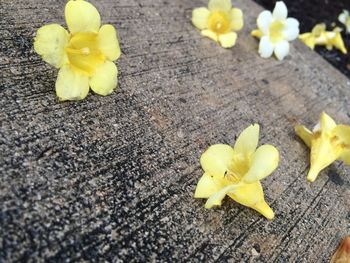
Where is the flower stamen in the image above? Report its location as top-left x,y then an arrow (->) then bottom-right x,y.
65,47 -> 91,55
225,170 -> 241,183
208,11 -> 230,34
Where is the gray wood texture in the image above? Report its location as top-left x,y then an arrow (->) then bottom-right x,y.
1,0 -> 350,262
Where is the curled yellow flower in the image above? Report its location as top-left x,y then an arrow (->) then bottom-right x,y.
194,124 -> 279,220
192,0 -> 244,48
34,0 -> 121,101
295,112 -> 350,182
299,24 -> 347,54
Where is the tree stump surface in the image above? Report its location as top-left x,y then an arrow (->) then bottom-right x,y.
1,0 -> 350,262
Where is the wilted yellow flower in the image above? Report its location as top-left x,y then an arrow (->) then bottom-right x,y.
330,236 -> 350,263
192,0 -> 244,48
34,0 -> 121,101
251,1 -> 299,60
295,112 -> 350,182
299,24 -> 347,54
194,124 -> 279,220
338,10 -> 350,34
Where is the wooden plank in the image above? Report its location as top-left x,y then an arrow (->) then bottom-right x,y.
1,0 -> 350,261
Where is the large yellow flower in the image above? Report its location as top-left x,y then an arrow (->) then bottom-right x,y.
295,112 -> 350,182
194,124 -> 279,220
34,0 -> 121,101
192,0 -> 244,48
299,24 -> 347,54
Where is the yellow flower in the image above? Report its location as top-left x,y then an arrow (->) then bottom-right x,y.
338,10 -> 350,34
299,24 -> 347,54
192,0 -> 244,48
194,124 -> 279,220
251,1 -> 299,60
34,0 -> 121,101
295,112 -> 350,182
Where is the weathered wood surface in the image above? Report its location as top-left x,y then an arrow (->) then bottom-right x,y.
1,0 -> 350,262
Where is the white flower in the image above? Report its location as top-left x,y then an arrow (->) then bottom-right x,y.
338,10 -> 350,34
251,1 -> 299,60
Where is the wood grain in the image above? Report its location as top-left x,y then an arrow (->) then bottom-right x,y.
1,0 -> 350,262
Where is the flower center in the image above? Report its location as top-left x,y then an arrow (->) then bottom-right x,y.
208,11 -> 230,34
65,32 -> 105,76
269,20 -> 285,44
225,171 -> 241,183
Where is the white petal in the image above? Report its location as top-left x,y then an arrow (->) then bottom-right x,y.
338,13 -> 347,24
274,40 -> 289,60
283,18 -> 299,41
272,1 -> 288,20
257,10 -> 273,35
258,36 -> 274,58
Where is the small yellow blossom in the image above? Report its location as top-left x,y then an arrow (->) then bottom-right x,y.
299,24 -> 347,54
295,112 -> 350,182
339,10 -> 350,34
34,0 -> 121,101
251,1 -> 299,60
194,124 -> 279,220
191,0 -> 244,48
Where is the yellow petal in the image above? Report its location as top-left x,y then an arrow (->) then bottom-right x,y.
194,173 -> 224,198
330,29 -> 348,54
307,134 -> 342,182
34,24 -> 69,68
208,0 -> 231,12
227,181 -> 274,219
201,29 -> 219,42
312,23 -> 326,35
230,8 -> 243,31
295,125 -> 313,148
251,29 -> 263,38
56,65 -> 89,101
200,144 -> 235,179
65,0 -> 101,34
98,24 -> 121,61
233,124 -> 259,157
192,7 -> 210,30
243,145 -> 279,183
252,200 -> 275,220
334,125 -> 350,145
334,125 -> 350,164
218,32 -> 237,48
89,61 -> 118,96
205,185 -> 237,208
299,33 -> 316,49
340,150 -> 350,165
320,112 -> 337,132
